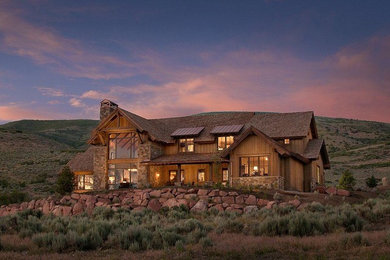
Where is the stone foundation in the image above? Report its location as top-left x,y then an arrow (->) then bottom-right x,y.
232,176 -> 283,189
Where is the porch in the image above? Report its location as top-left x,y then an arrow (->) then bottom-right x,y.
143,153 -> 230,187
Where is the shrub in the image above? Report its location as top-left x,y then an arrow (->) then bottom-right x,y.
56,166 -> 75,195
385,232 -> 390,245
341,233 -> 369,249
200,236 -> 213,248
0,190 -> 29,205
365,175 -> 378,188
338,170 -> 356,190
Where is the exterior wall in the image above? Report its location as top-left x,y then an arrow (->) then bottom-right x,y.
287,158 -> 305,192
229,134 -> 282,189
138,140 -> 164,187
93,145 -> 107,190
311,155 -> 324,185
163,141 -> 217,154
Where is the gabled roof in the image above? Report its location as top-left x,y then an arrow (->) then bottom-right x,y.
90,104 -> 316,146
221,126 -> 310,164
303,139 -> 331,169
67,146 -> 95,173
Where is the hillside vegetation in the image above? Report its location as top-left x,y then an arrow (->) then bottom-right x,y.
0,116 -> 389,200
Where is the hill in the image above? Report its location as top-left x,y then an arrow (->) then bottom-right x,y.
0,116 -> 389,201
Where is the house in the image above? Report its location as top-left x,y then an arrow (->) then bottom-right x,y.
67,99 -> 330,192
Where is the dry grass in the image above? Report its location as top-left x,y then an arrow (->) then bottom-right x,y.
1,230 -> 390,259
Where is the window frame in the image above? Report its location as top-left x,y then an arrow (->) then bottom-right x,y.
109,132 -> 139,159
222,168 -> 229,182
169,169 -> 185,183
197,169 -> 206,182
316,165 -> 321,183
239,155 -> 270,177
217,135 -> 234,151
178,138 -> 195,153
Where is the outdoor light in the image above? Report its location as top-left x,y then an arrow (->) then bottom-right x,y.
254,166 -> 258,171
156,173 -> 160,177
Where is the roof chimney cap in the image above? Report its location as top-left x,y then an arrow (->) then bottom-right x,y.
100,99 -> 118,120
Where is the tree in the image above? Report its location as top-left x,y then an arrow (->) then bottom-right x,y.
338,170 -> 356,190
365,175 -> 378,188
56,166 -> 75,195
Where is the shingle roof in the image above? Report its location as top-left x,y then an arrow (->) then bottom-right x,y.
67,146 -> 95,172
143,153 -> 228,165
303,139 -> 324,159
115,110 -> 315,144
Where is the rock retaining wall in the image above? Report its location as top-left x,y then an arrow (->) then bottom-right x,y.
0,188 -> 303,217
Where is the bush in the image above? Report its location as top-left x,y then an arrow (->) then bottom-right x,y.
56,166 -> 75,195
385,232 -> 390,245
365,175 -> 378,188
200,236 -> 213,248
0,190 -> 29,205
338,170 -> 356,190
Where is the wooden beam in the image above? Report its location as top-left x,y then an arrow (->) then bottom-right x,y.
209,163 -> 213,182
104,128 -> 136,133
97,133 -> 106,145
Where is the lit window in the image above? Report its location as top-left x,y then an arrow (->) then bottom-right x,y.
108,163 -> 138,189
316,166 -> 321,183
284,138 -> 290,144
109,132 -> 138,159
198,169 -> 205,182
239,156 -> 269,177
179,138 -> 194,152
77,175 -> 93,190
218,136 -> 234,150
222,168 -> 229,182
169,170 -> 184,183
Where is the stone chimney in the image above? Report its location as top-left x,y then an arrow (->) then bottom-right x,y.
100,99 -> 118,120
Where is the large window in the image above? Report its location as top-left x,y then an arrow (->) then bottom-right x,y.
108,163 -> 138,189
316,166 -> 321,184
218,136 -> 234,150
109,133 -> 138,159
222,168 -> 229,182
77,175 -> 93,190
169,170 -> 185,183
179,138 -> 194,152
198,169 -> 205,182
239,156 -> 269,177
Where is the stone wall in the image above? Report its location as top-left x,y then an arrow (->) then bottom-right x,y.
0,187 -> 304,217
137,140 -> 164,187
93,145 -> 107,190
232,176 -> 282,189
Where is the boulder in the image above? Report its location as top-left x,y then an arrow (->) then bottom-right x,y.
288,199 -> 301,208
257,199 -> 269,207
197,189 -> 209,196
142,192 -> 150,200
177,188 -> 187,193
219,191 -> 228,196
266,201 -> 276,209
221,196 -> 235,204
209,204 -> 224,212
42,201 -> 50,215
337,189 -> 351,197
326,187 -> 337,195
245,195 -> 257,205
72,202 -> 84,215
212,196 -> 222,203
20,202 -> 28,210
208,190 -> 219,197
161,188 -> 171,193
188,200 -> 197,209
62,206 -> 72,216
383,177 -> 388,186
147,199 -> 162,212
184,194 -> 197,200
52,207 -> 62,216
28,200 -> 36,209
244,205 -> 258,213
190,200 -> 208,212
235,195 -> 245,204
162,198 -> 181,208
161,192 -> 174,199
71,193 -> 80,200
228,191 -> 239,196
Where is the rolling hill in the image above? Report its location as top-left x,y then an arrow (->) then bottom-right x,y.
0,116 -> 389,201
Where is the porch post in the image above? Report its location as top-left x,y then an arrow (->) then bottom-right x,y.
176,164 -> 181,183
209,163 -> 213,182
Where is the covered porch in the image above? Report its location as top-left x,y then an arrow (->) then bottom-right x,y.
143,153 -> 230,187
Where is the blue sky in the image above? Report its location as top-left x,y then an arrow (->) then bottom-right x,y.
0,0 -> 389,123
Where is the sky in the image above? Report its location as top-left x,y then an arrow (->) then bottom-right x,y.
0,0 -> 389,124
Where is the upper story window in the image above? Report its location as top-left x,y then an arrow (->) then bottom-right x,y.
109,132 -> 138,159
179,138 -> 194,152
284,138 -> 290,144
239,156 -> 269,177
218,136 -> 234,150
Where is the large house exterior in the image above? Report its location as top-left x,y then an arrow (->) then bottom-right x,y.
67,99 -> 330,192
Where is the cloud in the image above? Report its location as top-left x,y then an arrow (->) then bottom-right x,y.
69,98 -> 84,108
75,35 -> 390,122
37,87 -> 65,97
0,2 -> 137,80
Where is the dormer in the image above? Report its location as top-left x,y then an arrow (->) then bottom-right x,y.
210,124 -> 244,150
171,127 -> 205,152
